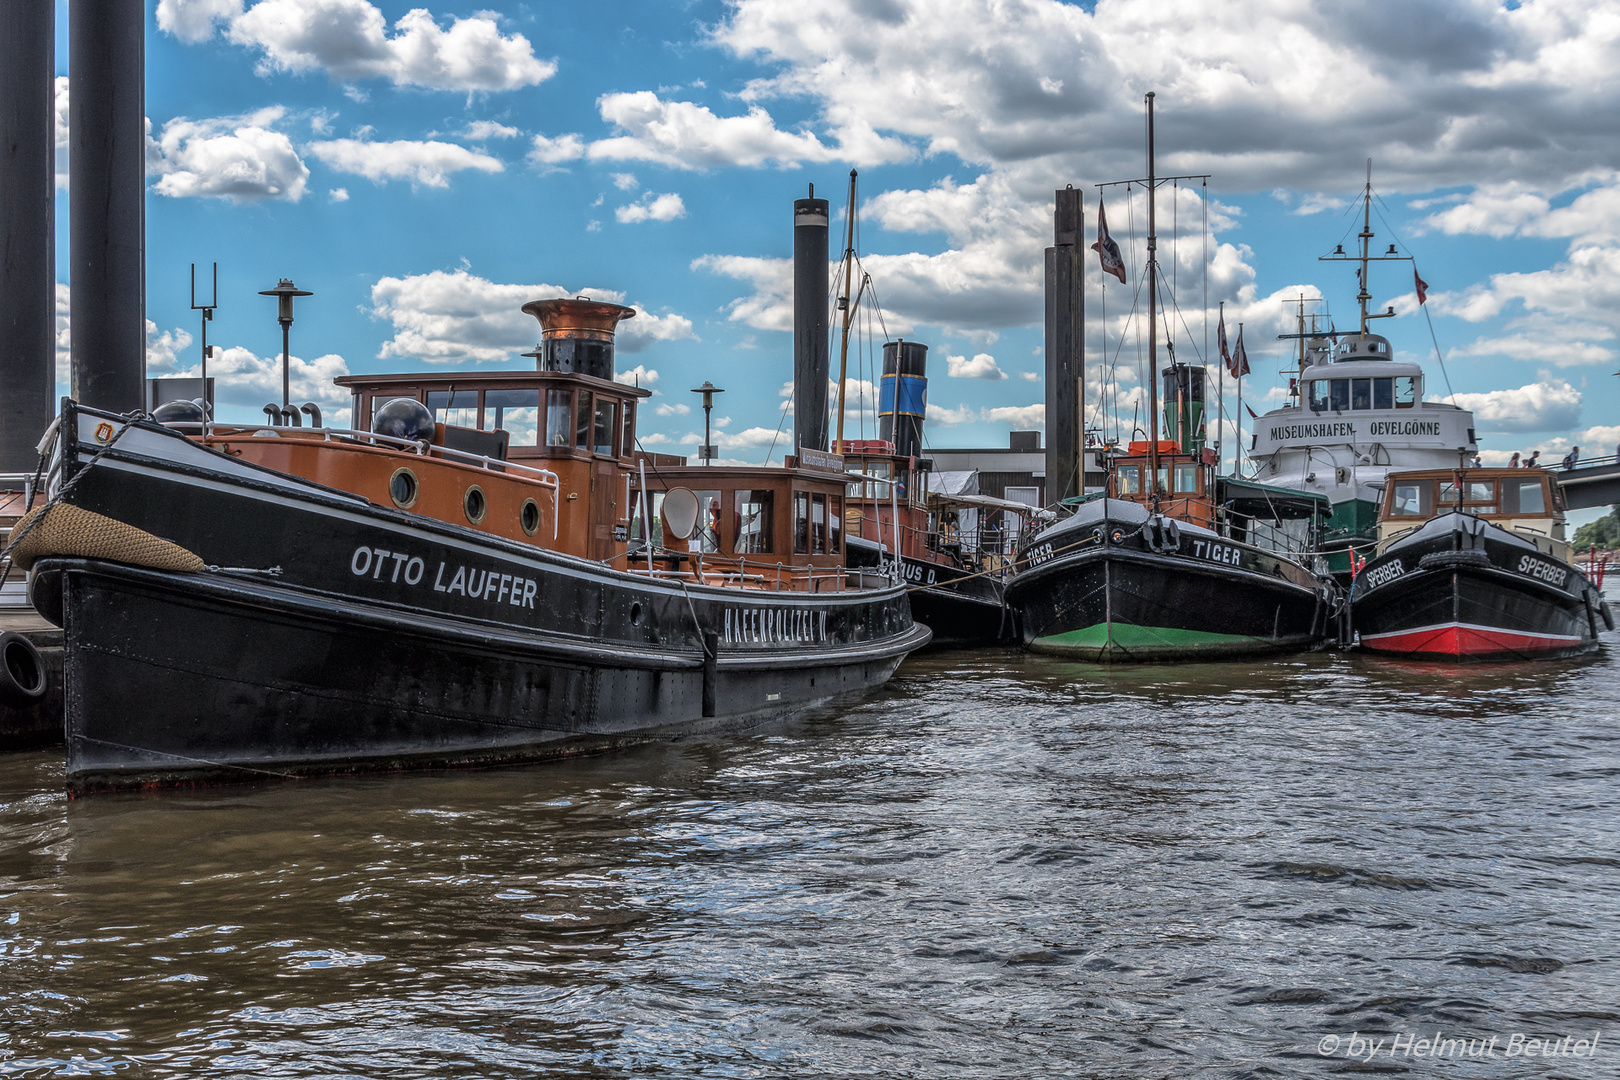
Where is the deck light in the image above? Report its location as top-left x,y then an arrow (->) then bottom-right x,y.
691,380 -> 725,464
259,278 -> 314,408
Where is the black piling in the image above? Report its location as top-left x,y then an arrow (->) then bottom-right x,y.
0,1 -> 57,470
1045,188 -> 1084,505
793,187 -> 830,455
70,0 -> 147,411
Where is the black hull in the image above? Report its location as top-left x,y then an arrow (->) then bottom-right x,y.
35,405 -> 929,790
846,537 -> 1011,645
1006,504 -> 1332,662
1350,514 -> 1607,662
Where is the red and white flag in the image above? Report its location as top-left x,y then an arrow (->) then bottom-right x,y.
1217,308 -> 1230,370
1230,325 -> 1251,378
1092,199 -> 1127,284
1414,268 -> 1430,305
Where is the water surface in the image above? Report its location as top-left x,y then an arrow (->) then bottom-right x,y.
0,640 -> 1615,1077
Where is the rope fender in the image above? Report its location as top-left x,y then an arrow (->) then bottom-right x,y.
7,502 -> 206,575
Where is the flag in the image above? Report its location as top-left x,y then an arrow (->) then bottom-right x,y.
1217,308 -> 1230,370
1245,402 -> 1257,419
1091,199 -> 1126,284
1350,549 -> 1366,580
1230,325 -> 1251,378
1414,268 -> 1430,305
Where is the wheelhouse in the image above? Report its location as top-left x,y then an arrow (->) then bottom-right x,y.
1377,467 -> 1569,556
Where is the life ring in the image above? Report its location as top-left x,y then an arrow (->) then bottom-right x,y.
0,632 -> 46,708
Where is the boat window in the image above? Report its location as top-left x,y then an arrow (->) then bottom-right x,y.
1330,379 -> 1350,411
630,490 -> 664,549
1505,478 -> 1547,515
829,495 -> 842,554
620,403 -> 636,460
593,399 -> 617,456
692,490 -> 722,553
1309,380 -> 1329,413
545,389 -> 572,447
793,491 -> 810,554
733,490 -> 774,554
484,389 -> 540,446
1373,378 -> 1393,410
1156,465 -> 1171,495
1391,482 -> 1429,516
1174,464 -> 1199,493
811,493 -> 829,554
575,391 -> 593,450
1439,479 -> 1497,514
427,389 -> 479,429
1395,376 -> 1416,408
1351,379 -> 1372,411
1115,464 -> 1141,495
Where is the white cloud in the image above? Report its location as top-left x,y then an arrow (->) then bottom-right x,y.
926,403 -> 977,426
54,283 -> 71,388
462,120 -> 520,141
1451,379 -> 1582,433
161,0 -> 555,91
329,186 -> 349,201
171,344 -> 353,416
691,255 -> 793,333
655,402 -> 691,417
54,77 -> 69,191
307,138 -> 502,187
611,172 -> 639,191
146,320 -> 196,374
985,403 -> 1045,429
1020,370 -> 1041,382
527,133 -> 585,168
586,91 -> 909,170
369,267 -> 695,365
616,192 -> 686,224
946,352 -> 1006,380
614,365 -> 658,387
149,107 -> 310,202
1451,329 -> 1615,368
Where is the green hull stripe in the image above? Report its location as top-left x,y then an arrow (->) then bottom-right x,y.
1033,623 -> 1260,650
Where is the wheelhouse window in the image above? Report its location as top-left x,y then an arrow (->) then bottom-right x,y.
1438,478 -> 1497,515
793,491 -> 810,554
811,494 -> 829,554
1329,379 -> 1350,412
1174,464 -> 1199,493
575,391 -> 593,450
1115,464 -> 1142,495
694,490 -> 722,553
1309,380 -> 1330,413
593,398 -> 618,456
1395,376 -> 1417,408
545,389 -> 572,447
1391,482 -> 1429,516
620,403 -> 636,460
485,389 -> 540,446
1373,377 -> 1393,410
734,490 -> 774,554
1351,379 -> 1372,411
829,495 -> 842,553
1504,478 -> 1547,515
427,389 -> 479,429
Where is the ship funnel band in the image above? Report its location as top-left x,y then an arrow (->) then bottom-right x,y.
521,297 -> 637,380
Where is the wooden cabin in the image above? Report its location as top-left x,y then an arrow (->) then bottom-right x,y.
1377,467 -> 1569,559
1106,440 -> 1217,530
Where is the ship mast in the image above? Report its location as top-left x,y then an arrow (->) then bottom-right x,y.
1146,92 -> 1160,509
833,169 -> 862,454
1356,162 -> 1373,334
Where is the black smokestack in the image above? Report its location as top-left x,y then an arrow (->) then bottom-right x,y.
793,186 -> 829,454
879,339 -> 928,459
1045,187 -> 1083,504
0,1 -> 57,469
70,0 -> 147,411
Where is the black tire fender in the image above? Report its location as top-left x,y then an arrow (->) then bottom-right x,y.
0,632 -> 46,708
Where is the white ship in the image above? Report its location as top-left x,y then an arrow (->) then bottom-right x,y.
1249,171 -> 1478,578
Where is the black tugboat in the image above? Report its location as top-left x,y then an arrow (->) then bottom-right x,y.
1350,466 -> 1612,660
13,293 -> 928,792
1004,92 -> 1336,662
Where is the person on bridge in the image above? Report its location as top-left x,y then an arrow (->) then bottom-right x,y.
1509,452 -> 1521,468
1562,446 -> 1581,470
1527,450 -> 1542,469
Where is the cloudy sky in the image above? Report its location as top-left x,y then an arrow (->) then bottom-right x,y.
48,0 -> 1620,477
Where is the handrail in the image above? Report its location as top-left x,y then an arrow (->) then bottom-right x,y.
165,421 -> 561,490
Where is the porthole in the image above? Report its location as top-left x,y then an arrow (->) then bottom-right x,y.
629,602 -> 643,626
519,498 -> 541,536
389,467 -> 419,509
464,484 -> 487,525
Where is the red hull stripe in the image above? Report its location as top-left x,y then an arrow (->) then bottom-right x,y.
1362,620 -> 1582,656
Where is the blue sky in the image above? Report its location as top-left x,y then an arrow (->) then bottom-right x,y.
49,0 -> 1620,481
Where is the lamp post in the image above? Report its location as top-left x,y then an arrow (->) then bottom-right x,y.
690,380 -> 724,464
258,278 -> 313,409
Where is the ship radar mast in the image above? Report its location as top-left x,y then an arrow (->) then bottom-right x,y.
1319,161 -> 1412,335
